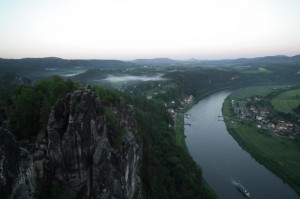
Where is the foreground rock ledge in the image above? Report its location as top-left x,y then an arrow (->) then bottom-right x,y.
46,88 -> 142,199
1,88 -> 142,199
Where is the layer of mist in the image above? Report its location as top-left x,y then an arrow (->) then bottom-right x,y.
102,74 -> 166,82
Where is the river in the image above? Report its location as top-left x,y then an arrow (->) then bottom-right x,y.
184,90 -> 299,199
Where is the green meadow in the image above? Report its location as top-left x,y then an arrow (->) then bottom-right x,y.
175,113 -> 188,150
271,88 -> 300,114
243,67 -> 272,74
228,85 -> 288,100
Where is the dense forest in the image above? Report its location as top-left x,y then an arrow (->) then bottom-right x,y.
0,76 -> 215,198
126,62 -> 300,108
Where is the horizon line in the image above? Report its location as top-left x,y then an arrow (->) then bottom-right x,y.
0,53 -> 300,61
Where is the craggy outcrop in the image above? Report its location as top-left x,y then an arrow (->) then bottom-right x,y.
46,88 -> 141,199
0,128 -> 34,199
0,88 -> 141,199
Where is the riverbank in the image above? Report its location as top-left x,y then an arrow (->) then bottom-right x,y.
174,86 -> 239,151
174,86 -> 287,198
174,98 -> 196,151
174,95 -> 220,198
174,103 -> 219,199
222,98 -> 300,196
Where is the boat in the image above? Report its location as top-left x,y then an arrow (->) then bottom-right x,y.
235,181 -> 250,198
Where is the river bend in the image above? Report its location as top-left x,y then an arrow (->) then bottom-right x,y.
184,90 -> 299,199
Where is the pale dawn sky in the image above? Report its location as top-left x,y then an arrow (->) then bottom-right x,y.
0,0 -> 299,59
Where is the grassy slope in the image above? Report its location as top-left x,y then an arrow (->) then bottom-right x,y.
174,99 -> 196,150
243,67 -> 272,74
271,88 -> 300,114
175,113 -> 187,150
227,85 -> 288,100
223,98 -> 300,196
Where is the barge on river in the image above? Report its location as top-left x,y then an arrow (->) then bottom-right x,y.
233,181 -> 250,198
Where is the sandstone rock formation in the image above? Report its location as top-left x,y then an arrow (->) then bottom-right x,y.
0,88 -> 141,199
46,88 -> 141,199
0,128 -> 34,199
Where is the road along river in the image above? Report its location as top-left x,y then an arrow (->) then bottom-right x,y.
184,90 -> 299,199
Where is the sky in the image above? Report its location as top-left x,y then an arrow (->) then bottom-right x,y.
0,0 -> 300,60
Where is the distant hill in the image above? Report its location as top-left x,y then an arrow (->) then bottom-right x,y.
200,55 -> 300,66
0,57 -> 136,79
0,57 -> 134,70
131,55 -> 300,67
131,58 -> 179,66
1,55 -> 299,80
1,55 -> 299,71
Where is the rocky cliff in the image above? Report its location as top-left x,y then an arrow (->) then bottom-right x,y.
45,88 -> 142,199
0,88 -> 142,199
0,128 -> 34,199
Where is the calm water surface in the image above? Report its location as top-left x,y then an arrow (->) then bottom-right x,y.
184,90 -> 299,199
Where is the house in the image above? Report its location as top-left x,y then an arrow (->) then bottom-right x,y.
276,123 -> 288,131
276,121 -> 292,132
256,116 -> 263,121
268,122 -> 275,129
255,96 -> 262,101
167,108 -> 177,119
286,122 -> 293,127
250,105 -> 259,114
181,95 -> 193,106
260,109 -> 269,117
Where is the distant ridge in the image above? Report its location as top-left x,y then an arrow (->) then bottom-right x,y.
131,58 -> 178,66
0,57 -> 135,70
131,55 -> 300,66
0,55 -> 299,70
0,57 -> 138,79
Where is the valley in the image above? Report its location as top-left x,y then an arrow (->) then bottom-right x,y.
1,55 -> 300,198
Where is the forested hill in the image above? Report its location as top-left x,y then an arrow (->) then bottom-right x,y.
197,55 -> 300,67
131,55 -> 300,67
0,57 -> 134,69
0,57 -> 137,80
0,57 -> 134,74
2,54 -> 299,72
131,58 -> 179,66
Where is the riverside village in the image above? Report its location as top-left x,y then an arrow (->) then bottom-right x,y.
230,95 -> 300,138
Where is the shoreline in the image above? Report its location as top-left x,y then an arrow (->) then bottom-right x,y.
222,96 -> 300,196
174,101 -> 218,198
174,84 -> 297,198
174,88 -> 238,199
174,86 -> 236,151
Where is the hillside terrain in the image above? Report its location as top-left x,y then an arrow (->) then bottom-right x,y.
1,55 -> 300,198
0,77 -> 214,199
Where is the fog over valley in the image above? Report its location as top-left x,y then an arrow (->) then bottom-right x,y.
102,74 -> 166,82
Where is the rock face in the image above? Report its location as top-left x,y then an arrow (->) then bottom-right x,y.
46,88 -> 141,199
0,128 -> 34,199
